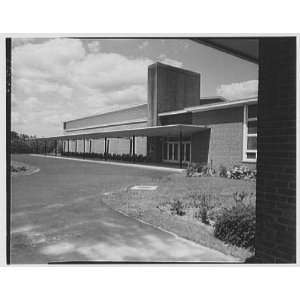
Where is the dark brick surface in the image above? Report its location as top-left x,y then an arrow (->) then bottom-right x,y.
255,37 -> 296,263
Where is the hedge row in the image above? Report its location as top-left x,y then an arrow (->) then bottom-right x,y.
61,151 -> 150,162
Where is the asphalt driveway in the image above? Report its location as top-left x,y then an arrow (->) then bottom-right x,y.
10,154 -> 236,263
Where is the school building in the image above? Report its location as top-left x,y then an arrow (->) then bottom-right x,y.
62,62 -> 257,169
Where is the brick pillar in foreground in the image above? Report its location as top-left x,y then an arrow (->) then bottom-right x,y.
255,37 -> 296,263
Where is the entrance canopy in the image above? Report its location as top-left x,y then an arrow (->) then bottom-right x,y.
38,124 -> 208,141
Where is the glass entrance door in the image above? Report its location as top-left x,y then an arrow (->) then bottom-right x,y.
182,142 -> 191,163
163,142 -> 179,162
163,141 -> 191,163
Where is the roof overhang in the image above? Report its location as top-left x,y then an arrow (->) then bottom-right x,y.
191,38 -> 259,64
37,124 -> 208,141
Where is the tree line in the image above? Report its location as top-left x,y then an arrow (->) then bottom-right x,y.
10,131 -> 57,154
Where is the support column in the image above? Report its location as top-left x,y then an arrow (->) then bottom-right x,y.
83,138 -> 85,158
75,140 -> 77,153
104,137 -> 107,160
129,138 -> 132,157
179,130 -> 183,168
132,136 -> 136,162
44,140 -> 47,154
67,139 -> 69,153
89,139 -> 92,153
107,139 -> 110,159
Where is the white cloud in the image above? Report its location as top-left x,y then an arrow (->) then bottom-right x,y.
138,40 -> 149,50
11,111 -> 22,124
12,38 -> 37,48
108,85 -> 146,105
216,80 -> 258,100
158,54 -> 183,68
24,96 -> 39,108
16,78 -> 73,99
87,41 -> 101,53
11,38 -> 153,136
11,94 -> 17,108
83,84 -> 146,113
183,42 -> 190,49
13,38 -> 85,82
71,53 -> 152,90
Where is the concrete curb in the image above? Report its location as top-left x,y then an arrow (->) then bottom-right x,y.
30,154 -> 185,173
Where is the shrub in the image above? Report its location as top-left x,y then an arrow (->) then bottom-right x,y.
219,165 -> 227,177
186,163 -> 215,177
226,165 -> 256,180
189,192 -> 215,224
214,203 -> 255,250
200,164 -> 216,176
186,163 -> 197,177
170,199 -> 185,216
233,191 -> 255,206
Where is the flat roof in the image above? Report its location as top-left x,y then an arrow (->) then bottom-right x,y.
38,124 -> 208,141
159,97 -> 258,117
64,103 -> 148,124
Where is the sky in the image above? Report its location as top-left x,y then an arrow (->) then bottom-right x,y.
11,38 -> 258,137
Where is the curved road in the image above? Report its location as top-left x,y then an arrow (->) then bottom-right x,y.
10,154 -> 236,263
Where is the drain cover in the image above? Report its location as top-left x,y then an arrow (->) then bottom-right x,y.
130,185 -> 158,191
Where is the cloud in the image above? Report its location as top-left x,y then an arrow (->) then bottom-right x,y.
11,111 -> 23,125
183,42 -> 190,49
11,94 -> 17,108
87,41 -> 101,53
12,38 -> 38,48
16,78 -> 73,99
11,38 -> 153,136
216,80 -> 258,100
138,40 -> 149,50
71,53 -> 152,90
24,96 -> 39,108
158,54 -> 183,68
82,84 -> 147,115
13,38 -> 85,82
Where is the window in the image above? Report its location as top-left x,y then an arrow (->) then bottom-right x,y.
243,104 -> 257,162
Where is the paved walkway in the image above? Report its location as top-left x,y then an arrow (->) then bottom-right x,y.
10,154 -> 237,263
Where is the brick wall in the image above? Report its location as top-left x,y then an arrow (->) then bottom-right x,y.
191,107 -> 255,169
255,37 -> 296,263
148,62 -> 200,126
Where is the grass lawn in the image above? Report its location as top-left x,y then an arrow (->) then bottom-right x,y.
102,173 -> 256,261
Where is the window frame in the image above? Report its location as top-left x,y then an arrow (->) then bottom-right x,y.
243,104 -> 257,163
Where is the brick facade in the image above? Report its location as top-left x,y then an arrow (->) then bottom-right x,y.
147,62 -> 200,126
192,107 -> 245,169
255,37 -> 296,263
